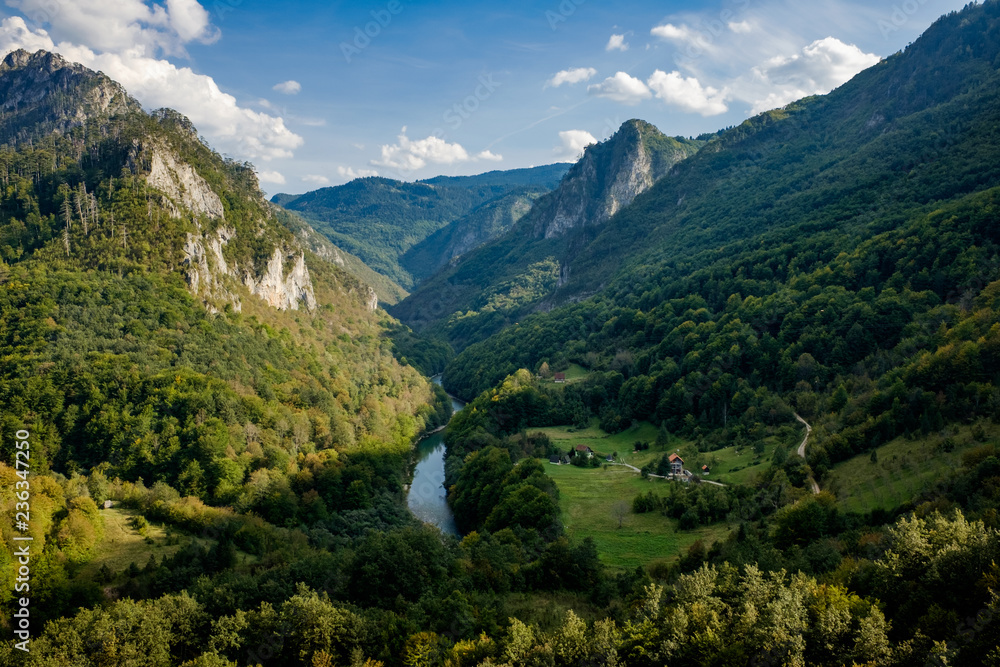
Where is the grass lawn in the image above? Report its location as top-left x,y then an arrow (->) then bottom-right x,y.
74,507 -> 188,580
544,463 -> 729,572
528,420 -> 780,485
541,363 -> 592,385
531,420 -> 661,462
826,422 -> 996,513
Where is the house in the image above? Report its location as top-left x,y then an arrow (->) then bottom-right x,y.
554,372 -> 566,383
575,445 -> 593,458
701,465 -> 711,474
549,455 -> 561,464
668,453 -> 684,476
606,454 -> 615,462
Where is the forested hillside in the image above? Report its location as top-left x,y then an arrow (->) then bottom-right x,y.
272,164 -> 569,289
392,120 -> 704,347
1,2 -> 1000,665
0,49 -> 449,655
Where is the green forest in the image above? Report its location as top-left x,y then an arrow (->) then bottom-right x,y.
2,2 -> 1000,665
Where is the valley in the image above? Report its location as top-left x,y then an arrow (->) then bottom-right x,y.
1,2 -> 1000,665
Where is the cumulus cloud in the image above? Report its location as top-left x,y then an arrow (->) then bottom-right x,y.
0,3 -> 302,163
587,72 -> 651,105
257,170 -> 285,184
546,66 -> 597,88
6,0 -> 217,56
554,129 -> 597,162
606,34 -> 628,52
749,36 -> 879,112
647,70 -> 729,116
272,80 -> 301,95
476,150 -> 503,162
371,128 -> 498,172
336,166 -> 379,180
302,174 -> 330,185
650,23 -> 696,43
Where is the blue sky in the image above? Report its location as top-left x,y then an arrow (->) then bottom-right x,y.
0,0 -> 974,193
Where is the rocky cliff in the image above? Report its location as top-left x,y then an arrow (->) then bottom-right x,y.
529,119 -> 701,239
0,49 -> 141,143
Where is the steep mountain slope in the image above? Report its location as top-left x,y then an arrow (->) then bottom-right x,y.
392,120 -> 703,345
399,185 -> 545,283
271,164 -> 569,288
0,48 -> 440,485
441,2 -> 1000,480
276,205 -> 408,304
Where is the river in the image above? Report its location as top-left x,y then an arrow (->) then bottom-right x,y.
406,377 -> 464,535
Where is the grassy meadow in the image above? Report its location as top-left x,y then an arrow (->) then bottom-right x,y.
543,462 -> 729,571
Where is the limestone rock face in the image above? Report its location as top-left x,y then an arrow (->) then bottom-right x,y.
182,227 -> 317,313
146,142 -> 226,220
531,119 -> 697,239
244,249 -> 317,312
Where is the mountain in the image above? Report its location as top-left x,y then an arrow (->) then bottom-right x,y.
275,206 -> 408,304
398,186 -> 545,283
0,49 -> 141,143
440,0 -> 1000,465
270,163 -> 570,288
0,47 -> 443,503
391,119 -> 703,345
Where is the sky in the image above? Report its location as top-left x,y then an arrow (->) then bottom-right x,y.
0,0 -> 975,195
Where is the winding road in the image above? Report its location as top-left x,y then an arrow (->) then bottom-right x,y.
793,412 -> 820,494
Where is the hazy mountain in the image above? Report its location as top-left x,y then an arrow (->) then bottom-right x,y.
270,163 -> 570,288
391,119 -> 704,345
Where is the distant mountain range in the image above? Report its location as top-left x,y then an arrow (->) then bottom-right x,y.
271,163 -> 569,289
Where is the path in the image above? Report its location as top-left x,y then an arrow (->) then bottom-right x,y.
793,412 -> 820,494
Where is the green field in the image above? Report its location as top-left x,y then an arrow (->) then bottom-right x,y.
532,420 -> 660,461
826,422 -> 996,513
74,508 -> 187,581
544,463 -> 729,571
529,420 -> 780,485
542,363 -> 592,385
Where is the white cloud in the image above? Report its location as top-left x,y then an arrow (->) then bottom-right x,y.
546,66 -> 597,88
728,21 -> 753,34
587,72 -> 651,105
6,0 -> 216,56
554,129 -> 597,162
647,70 -> 729,116
606,34 -> 628,52
337,166 -> 379,180
748,36 -> 879,112
0,5 -> 302,163
273,80 -> 301,95
650,23 -> 696,43
476,150 -> 503,162
302,174 -> 330,185
257,170 -> 285,184
371,128 -> 498,172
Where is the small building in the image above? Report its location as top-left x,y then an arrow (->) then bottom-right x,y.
668,453 -> 684,476
103,500 -> 114,509
701,465 -> 711,474
606,454 -> 615,462
575,445 -> 593,458
554,372 -> 566,383
549,455 -> 561,464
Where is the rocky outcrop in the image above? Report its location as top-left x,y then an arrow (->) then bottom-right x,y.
182,227 -> 316,313
244,249 -> 317,311
146,142 -> 226,220
529,119 -> 700,239
0,49 -> 141,143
